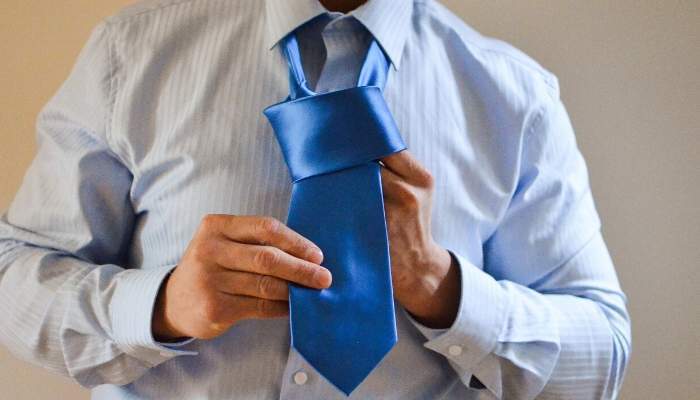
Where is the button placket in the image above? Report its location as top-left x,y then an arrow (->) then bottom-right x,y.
293,370 -> 308,385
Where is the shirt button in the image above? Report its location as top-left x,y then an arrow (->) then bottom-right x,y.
448,345 -> 463,356
293,370 -> 308,385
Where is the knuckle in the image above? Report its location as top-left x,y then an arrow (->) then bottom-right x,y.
200,214 -> 220,231
293,236 -> 312,257
254,247 -> 281,270
421,170 -> 435,188
256,275 -> 276,297
258,216 -> 282,236
407,157 -> 433,187
192,239 -> 216,262
294,264 -> 316,284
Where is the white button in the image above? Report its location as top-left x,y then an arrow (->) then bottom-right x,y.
293,370 -> 308,385
448,345 -> 463,356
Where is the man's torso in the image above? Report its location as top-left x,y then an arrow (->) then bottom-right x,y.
92,0 -> 557,398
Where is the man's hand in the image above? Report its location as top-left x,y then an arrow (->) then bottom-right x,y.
380,151 -> 461,329
152,215 -> 330,341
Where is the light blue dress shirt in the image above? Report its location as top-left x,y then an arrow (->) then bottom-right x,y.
0,0 -> 631,399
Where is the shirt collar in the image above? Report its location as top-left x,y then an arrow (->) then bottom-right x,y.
265,0 -> 413,70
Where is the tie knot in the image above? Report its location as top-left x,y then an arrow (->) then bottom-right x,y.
263,86 -> 406,182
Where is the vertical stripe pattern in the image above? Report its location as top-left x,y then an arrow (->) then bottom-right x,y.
0,0 -> 630,399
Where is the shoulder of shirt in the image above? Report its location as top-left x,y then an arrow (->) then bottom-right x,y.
414,0 -> 561,100
102,0 -> 211,23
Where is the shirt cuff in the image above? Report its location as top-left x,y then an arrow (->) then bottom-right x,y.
403,249 -> 509,380
110,264 -> 198,366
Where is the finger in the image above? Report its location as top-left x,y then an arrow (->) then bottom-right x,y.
203,215 -> 324,264
222,295 -> 289,322
380,163 -> 403,186
380,166 -> 414,203
214,270 -> 289,301
379,151 -> 433,187
211,240 -> 332,289
237,295 -> 289,320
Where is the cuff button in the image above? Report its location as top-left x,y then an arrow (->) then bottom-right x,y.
447,344 -> 463,356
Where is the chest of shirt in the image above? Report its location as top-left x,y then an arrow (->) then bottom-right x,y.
106,22 -> 522,270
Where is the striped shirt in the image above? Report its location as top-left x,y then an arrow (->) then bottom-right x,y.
0,0 -> 630,398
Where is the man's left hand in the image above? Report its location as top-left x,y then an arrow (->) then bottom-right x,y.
380,150 -> 461,329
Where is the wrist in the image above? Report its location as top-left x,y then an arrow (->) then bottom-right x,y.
406,248 -> 460,328
152,269 -> 189,342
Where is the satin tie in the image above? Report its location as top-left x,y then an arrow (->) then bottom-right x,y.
263,33 -> 406,395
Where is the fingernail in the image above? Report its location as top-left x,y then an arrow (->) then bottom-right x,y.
306,247 -> 323,264
314,267 -> 332,288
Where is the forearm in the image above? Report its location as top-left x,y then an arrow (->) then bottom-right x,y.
520,290 -> 630,399
406,233 -> 631,399
475,282 -> 629,399
0,17 -> 199,388
0,238 -> 193,388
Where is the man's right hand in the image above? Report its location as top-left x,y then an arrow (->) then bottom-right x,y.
152,214 -> 329,341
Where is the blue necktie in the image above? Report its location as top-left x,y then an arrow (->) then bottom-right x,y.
263,33 -> 406,395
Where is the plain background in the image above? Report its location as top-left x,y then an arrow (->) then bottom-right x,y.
1,1 -> 698,399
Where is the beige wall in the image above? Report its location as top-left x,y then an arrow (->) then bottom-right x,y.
1,1 -> 698,399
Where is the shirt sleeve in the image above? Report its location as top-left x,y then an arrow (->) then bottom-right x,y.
404,91 -> 631,399
0,20 -> 197,389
